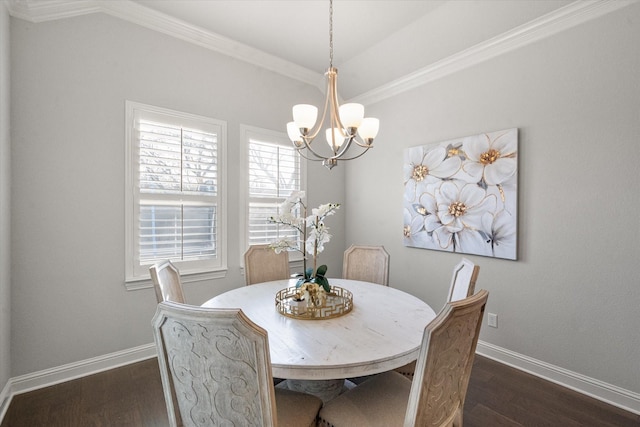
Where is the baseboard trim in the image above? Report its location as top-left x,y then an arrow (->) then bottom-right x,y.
476,340 -> 640,415
1,341 -> 637,423
10,343 -> 156,396
0,379 -> 12,424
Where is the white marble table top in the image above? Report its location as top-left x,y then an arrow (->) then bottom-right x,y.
202,279 -> 436,380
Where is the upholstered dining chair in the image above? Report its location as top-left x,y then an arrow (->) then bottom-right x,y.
149,260 -> 185,304
318,289 -> 489,427
342,244 -> 390,286
244,244 -> 290,286
395,257 -> 481,379
152,302 -> 323,427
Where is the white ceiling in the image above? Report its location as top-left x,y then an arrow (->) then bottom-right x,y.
132,0 -> 447,74
9,0 -> 628,101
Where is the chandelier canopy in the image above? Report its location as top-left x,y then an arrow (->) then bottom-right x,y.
287,0 -> 380,170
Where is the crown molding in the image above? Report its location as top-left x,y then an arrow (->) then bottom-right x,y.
5,0 -> 638,104
5,0 -> 324,90
350,0 -> 639,105
5,0 -> 100,22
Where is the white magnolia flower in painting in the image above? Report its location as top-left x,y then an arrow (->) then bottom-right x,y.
403,207 -> 433,248
481,210 -> 516,258
404,145 -> 462,202
430,181 -> 497,251
462,130 -> 517,186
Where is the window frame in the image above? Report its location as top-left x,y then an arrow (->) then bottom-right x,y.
125,101 -> 227,288
239,124 -> 307,271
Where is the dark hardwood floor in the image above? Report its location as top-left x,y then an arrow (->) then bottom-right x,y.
2,355 -> 638,426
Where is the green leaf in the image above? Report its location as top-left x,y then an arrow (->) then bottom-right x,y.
305,267 -> 314,279
316,264 -> 328,277
316,276 -> 330,292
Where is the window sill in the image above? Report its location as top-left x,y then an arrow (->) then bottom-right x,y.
125,268 -> 228,291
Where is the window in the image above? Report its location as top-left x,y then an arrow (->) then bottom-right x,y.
241,125 -> 306,261
126,101 -> 226,285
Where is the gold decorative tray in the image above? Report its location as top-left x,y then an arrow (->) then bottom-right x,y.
275,285 -> 353,320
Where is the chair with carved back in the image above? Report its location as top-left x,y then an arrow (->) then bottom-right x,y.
395,257 -> 480,379
342,245 -> 390,286
244,244 -> 290,286
152,302 -> 322,427
318,289 -> 489,427
149,260 -> 186,304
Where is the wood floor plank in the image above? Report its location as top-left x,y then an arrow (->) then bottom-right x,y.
465,403 -> 525,427
464,357 -> 640,427
1,355 -> 638,426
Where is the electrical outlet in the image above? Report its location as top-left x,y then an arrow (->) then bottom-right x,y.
488,313 -> 498,328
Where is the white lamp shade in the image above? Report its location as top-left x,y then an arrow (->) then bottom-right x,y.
325,128 -> 345,149
287,122 -> 302,143
357,118 -> 380,140
339,103 -> 364,128
292,104 -> 318,130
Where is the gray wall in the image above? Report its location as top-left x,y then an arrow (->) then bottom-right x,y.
6,0 -> 639,402
0,1 -> 11,397
9,13 -> 345,376
344,3 -> 640,394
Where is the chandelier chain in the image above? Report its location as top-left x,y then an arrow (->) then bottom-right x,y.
329,0 -> 333,68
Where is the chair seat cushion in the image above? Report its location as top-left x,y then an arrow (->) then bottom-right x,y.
318,371 -> 411,427
275,388 -> 323,427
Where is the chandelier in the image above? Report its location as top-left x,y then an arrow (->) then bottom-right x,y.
286,0 -> 380,170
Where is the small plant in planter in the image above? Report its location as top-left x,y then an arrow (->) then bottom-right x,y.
268,191 -> 339,304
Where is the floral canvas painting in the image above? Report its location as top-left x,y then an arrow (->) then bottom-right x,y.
403,128 -> 518,260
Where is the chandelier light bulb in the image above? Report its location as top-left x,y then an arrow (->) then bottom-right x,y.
287,122 -> 305,147
325,127 -> 345,149
357,118 -> 380,141
338,103 -> 364,129
292,104 -> 318,133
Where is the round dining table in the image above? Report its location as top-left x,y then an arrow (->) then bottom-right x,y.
202,278 -> 436,394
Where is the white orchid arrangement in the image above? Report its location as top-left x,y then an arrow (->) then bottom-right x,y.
268,191 -> 340,293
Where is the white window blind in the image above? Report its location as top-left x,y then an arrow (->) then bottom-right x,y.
126,102 -> 227,284
242,125 -> 305,255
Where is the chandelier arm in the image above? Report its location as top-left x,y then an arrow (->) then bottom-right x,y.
296,143 -> 371,163
328,69 -> 348,136
350,136 -> 375,149
296,139 -> 339,161
294,147 -> 332,162
299,71 -> 333,143
326,145 -> 373,161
